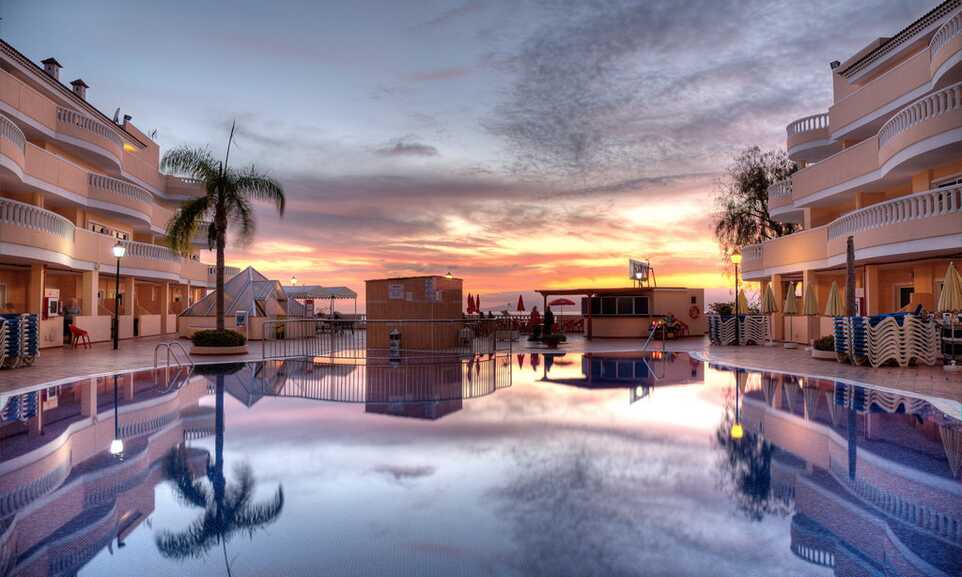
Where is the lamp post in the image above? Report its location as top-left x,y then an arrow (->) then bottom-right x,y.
109,374 -> 124,459
291,274 -> 298,286
111,241 -> 126,350
729,370 -> 744,440
731,250 -> 742,346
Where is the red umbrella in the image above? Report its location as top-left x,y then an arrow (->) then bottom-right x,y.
516,294 -> 526,312
475,294 -> 481,313
466,293 -> 475,314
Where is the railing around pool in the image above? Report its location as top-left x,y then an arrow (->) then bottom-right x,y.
261,318 -> 514,360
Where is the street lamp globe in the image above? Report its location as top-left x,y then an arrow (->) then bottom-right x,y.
729,422 -> 744,440
731,251 -> 742,265
109,438 -> 125,456
112,241 -> 126,259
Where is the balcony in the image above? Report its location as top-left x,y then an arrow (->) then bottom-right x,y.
786,113 -> 838,162
87,172 -> 154,220
830,5 -> 961,141
55,107 -> 123,165
742,184 -> 962,279
790,81 -> 961,206
0,196 -> 210,284
0,112 -> 25,174
767,178 -> 802,222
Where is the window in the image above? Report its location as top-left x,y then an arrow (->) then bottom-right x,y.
587,295 -> 649,316
690,296 -> 697,305
898,286 -> 914,309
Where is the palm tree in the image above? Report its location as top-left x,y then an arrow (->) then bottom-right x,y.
162,123 -> 285,331
156,365 -> 284,574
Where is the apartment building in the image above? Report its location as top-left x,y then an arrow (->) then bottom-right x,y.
742,0 -> 962,343
0,40 -> 227,348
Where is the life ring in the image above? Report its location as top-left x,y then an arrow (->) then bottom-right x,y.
689,305 -> 700,319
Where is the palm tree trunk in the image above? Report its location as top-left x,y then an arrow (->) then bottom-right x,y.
845,236 -> 856,317
215,205 -> 227,332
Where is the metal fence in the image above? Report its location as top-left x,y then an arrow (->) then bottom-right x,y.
261,318 -> 514,360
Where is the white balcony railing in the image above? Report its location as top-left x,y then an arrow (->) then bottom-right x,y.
878,81 -> 961,149
787,113 -> 829,137
931,6 -> 962,59
88,173 -> 154,205
0,113 -> 25,152
767,178 -> 792,200
56,107 -> 123,147
119,239 -> 181,262
0,196 -> 75,240
827,184 -> 962,241
742,244 -> 763,262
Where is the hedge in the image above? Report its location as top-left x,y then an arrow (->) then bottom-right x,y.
191,329 -> 247,347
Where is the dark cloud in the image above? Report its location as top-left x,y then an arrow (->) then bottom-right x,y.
371,464 -> 437,482
487,0 -> 925,184
415,1 -> 485,30
374,138 -> 441,157
407,66 -> 473,82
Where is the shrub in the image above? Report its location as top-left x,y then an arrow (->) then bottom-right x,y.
708,302 -> 734,316
813,335 -> 834,351
191,329 -> 246,347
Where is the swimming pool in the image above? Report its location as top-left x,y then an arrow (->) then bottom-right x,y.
0,351 -> 958,576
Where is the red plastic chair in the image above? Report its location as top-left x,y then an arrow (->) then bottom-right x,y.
69,324 -> 91,349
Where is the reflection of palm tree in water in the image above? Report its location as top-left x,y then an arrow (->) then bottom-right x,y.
714,404 -> 792,522
156,370 -> 284,575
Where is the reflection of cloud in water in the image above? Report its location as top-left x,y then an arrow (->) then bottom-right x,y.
493,433 -> 823,577
371,464 -> 437,483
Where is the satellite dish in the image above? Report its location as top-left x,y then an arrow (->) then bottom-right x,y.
112,107 -> 120,123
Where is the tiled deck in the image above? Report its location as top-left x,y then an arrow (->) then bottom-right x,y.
2,334 -> 960,404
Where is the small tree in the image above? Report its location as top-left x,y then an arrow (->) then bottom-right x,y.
713,147 -> 799,262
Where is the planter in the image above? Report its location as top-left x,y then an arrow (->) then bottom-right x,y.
190,345 -> 249,355
811,349 -> 836,360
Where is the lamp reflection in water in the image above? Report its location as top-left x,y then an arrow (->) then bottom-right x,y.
729,370 -> 744,440
109,374 -> 124,459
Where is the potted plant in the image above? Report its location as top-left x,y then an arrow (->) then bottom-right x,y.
541,333 -> 565,349
190,329 -> 249,355
811,335 -> 836,360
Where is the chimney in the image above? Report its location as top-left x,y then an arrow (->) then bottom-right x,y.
122,114 -> 133,127
830,60 -> 841,70
41,57 -> 62,81
70,78 -> 89,100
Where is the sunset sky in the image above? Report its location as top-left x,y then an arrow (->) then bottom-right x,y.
3,0 -> 925,307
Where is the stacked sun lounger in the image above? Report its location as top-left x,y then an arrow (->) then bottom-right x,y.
0,314 -> 39,368
941,313 -> 962,365
832,314 -> 939,367
0,390 -> 39,423
708,315 -> 770,345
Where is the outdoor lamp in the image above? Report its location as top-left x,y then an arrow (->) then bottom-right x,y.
729,422 -> 744,440
112,241 -> 125,350
445,271 -> 453,279
291,274 -> 298,286
109,438 -> 125,456
731,251 -> 742,265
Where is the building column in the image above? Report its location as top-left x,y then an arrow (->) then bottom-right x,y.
864,265 -> 880,315
80,378 -> 98,418
802,269 -> 818,344
27,263 -> 45,316
30,191 -> 44,209
160,282 -> 171,333
123,276 -> 136,316
186,280 -> 192,306
771,274 -> 784,341
81,269 -> 99,316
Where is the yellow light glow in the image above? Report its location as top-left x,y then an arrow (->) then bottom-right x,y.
731,252 -> 742,265
730,422 -> 744,439
123,143 -> 137,153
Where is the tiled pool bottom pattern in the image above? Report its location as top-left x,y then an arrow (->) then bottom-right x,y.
0,352 -> 958,577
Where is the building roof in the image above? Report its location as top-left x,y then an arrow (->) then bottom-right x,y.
283,285 -> 357,299
535,287 -> 693,296
180,266 -> 307,317
837,0 -> 959,78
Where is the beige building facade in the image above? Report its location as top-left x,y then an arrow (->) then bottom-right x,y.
0,40 -> 223,347
742,1 -> 962,344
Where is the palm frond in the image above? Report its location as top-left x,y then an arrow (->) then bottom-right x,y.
161,146 -> 218,180
227,196 -> 256,245
166,196 -> 211,255
235,166 -> 285,215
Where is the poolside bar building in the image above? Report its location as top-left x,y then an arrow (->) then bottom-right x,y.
535,286 -> 707,339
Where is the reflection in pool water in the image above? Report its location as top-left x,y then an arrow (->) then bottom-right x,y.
0,352 -> 957,576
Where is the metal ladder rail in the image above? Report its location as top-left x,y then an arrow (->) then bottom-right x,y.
154,342 -> 194,386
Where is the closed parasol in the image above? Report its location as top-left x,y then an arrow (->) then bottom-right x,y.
824,281 -> 844,317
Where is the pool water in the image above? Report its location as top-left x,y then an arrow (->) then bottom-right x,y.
0,351 -> 958,577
